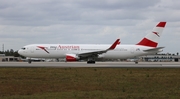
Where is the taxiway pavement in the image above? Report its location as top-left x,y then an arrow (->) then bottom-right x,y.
0,62 -> 180,68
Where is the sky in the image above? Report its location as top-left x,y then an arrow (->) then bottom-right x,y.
0,0 -> 180,54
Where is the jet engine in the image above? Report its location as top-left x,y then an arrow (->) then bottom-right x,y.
66,54 -> 79,61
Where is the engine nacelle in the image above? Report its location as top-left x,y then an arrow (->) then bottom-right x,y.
98,54 -> 104,58
66,54 -> 79,62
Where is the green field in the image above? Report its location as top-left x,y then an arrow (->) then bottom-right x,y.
0,67 -> 180,99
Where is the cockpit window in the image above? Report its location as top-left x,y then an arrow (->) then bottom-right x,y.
21,47 -> 26,50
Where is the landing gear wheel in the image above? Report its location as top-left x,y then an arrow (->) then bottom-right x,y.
87,60 -> 96,64
56,58 -> 59,62
135,61 -> 138,64
28,59 -> 32,64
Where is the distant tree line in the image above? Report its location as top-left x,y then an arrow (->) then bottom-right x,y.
0,49 -> 21,57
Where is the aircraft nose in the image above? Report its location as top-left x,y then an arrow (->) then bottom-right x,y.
18,49 -> 22,55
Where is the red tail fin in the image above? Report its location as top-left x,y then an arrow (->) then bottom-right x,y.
136,22 -> 166,47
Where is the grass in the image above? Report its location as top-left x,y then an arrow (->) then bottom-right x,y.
0,68 -> 180,99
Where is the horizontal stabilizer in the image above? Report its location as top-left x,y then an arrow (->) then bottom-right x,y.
143,47 -> 164,52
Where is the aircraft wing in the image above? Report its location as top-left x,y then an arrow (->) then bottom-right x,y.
77,39 -> 120,57
143,47 -> 164,52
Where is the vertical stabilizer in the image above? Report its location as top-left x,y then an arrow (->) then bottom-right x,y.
136,22 -> 166,47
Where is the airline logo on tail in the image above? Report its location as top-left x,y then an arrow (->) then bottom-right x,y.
153,32 -> 160,37
137,22 -> 166,47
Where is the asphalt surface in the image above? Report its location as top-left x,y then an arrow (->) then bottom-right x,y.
0,62 -> 180,68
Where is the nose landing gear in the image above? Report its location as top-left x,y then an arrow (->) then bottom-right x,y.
28,59 -> 32,64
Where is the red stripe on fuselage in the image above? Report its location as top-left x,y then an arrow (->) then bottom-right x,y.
136,38 -> 157,47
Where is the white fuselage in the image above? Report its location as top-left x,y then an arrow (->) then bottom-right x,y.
18,22 -> 166,63
18,44 -> 157,59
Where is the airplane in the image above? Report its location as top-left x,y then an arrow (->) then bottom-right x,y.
18,22 -> 166,64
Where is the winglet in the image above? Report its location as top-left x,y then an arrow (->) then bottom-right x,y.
108,39 -> 120,50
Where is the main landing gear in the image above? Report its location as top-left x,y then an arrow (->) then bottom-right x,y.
87,60 -> 96,64
87,57 -> 96,64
